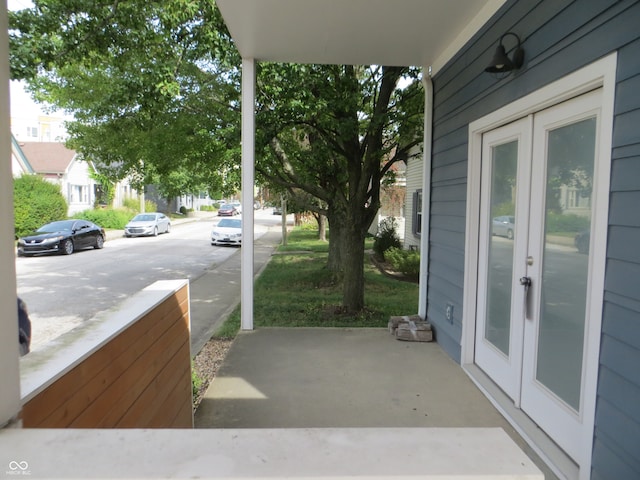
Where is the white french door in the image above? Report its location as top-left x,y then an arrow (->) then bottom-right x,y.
475,117 -> 532,403
475,89 -> 604,462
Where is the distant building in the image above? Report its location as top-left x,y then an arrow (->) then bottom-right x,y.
11,139 -> 140,216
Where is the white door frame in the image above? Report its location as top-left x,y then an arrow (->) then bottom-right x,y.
461,53 -> 616,479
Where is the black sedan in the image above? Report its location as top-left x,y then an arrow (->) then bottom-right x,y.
18,219 -> 105,256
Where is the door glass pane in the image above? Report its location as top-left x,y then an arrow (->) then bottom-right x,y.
537,117 -> 596,411
485,141 -> 518,356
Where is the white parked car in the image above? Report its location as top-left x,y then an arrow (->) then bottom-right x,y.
124,212 -> 171,237
211,218 -> 242,246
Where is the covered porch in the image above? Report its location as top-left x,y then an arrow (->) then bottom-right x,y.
193,328 -> 555,477
0,0 -> 556,478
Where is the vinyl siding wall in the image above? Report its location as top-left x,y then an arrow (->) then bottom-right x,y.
427,0 -> 640,477
404,154 -> 423,250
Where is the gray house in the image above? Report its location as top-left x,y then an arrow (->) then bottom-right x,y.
426,4 -> 638,479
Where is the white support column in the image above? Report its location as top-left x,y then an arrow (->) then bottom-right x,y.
0,3 -> 22,427
241,58 -> 255,330
418,71 -> 433,320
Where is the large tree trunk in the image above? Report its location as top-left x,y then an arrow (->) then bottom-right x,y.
341,218 -> 366,312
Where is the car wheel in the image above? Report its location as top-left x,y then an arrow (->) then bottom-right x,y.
62,239 -> 74,255
166,223 -> 171,234
153,226 -> 158,237
507,229 -> 514,240
94,234 -> 105,249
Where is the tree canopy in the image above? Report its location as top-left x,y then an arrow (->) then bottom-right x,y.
10,0 -> 242,197
9,0 -> 425,312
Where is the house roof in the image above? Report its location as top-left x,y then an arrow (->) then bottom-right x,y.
216,0 -> 506,72
18,142 -> 78,175
11,135 -> 34,175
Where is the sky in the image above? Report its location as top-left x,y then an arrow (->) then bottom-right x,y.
7,0 -> 71,121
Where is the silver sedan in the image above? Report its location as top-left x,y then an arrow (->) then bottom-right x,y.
124,212 -> 171,237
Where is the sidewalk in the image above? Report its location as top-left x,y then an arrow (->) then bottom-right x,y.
189,227 -> 282,355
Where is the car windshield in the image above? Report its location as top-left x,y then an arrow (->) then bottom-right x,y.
37,220 -> 75,232
217,219 -> 241,228
132,214 -> 156,222
220,205 -> 233,210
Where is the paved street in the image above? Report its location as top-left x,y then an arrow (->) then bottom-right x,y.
15,209 -> 283,351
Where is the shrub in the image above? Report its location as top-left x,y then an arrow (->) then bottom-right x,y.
385,247 -> 420,279
179,206 -> 188,216
13,175 -> 68,238
121,197 -> 157,213
546,212 -> 590,233
192,362 -> 203,398
73,208 -> 133,229
145,199 -> 158,213
122,197 -> 140,211
373,217 -> 401,259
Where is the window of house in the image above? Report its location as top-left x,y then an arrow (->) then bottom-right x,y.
413,190 -> 422,236
70,185 -> 88,203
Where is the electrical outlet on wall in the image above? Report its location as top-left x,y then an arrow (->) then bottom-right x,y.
445,303 -> 454,323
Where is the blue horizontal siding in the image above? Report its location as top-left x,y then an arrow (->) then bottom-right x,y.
428,0 -> 640,477
593,398 -> 640,476
610,156 -> 640,192
597,366 -> 640,425
591,434 -> 639,480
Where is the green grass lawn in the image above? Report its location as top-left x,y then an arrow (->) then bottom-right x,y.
215,227 -> 419,338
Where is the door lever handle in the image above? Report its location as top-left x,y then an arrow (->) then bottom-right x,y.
519,277 -> 532,319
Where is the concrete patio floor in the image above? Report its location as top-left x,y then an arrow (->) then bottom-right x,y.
194,327 -> 558,479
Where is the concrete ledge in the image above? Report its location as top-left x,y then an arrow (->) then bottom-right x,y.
20,279 -> 190,404
0,427 -> 543,479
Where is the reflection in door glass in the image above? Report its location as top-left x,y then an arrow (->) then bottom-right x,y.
485,141 -> 518,356
537,117 -> 596,411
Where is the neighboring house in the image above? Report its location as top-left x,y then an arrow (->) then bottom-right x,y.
10,134 -> 34,176
14,140 -> 141,215
11,112 -> 68,143
216,1 -> 640,478
426,5 -> 633,480
18,141 -> 97,215
368,155 -> 407,241
403,146 -> 424,251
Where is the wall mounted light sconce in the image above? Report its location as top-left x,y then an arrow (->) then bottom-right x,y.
485,32 -> 524,76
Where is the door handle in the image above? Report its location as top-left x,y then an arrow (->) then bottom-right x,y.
519,276 -> 531,287
520,276 -> 532,319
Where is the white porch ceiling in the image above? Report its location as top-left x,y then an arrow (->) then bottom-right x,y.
215,0 -> 505,72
